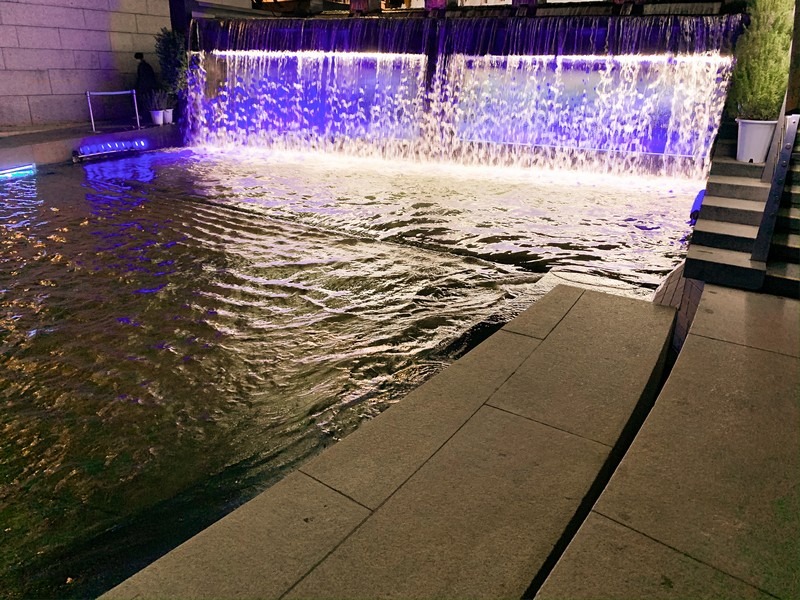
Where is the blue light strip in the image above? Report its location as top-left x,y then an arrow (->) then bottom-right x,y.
0,163 -> 36,181
76,139 -> 149,160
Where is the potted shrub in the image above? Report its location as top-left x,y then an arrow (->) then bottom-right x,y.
154,28 -> 188,123
145,90 -> 169,125
726,0 -> 793,163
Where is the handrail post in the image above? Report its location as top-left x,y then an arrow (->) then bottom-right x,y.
87,91 -> 96,133
132,90 -> 141,129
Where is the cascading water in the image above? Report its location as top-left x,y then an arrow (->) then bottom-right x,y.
188,50 -> 429,154
186,14 -> 742,177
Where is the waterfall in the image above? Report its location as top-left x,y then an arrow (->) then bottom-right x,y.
185,14 -> 742,178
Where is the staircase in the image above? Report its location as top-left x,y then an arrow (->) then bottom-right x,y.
764,158 -> 800,296
685,119 -> 800,299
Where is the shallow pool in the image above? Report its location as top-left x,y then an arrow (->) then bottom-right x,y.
0,148 -> 697,597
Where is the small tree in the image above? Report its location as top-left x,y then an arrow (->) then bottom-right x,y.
726,0 -> 793,121
154,28 -> 188,106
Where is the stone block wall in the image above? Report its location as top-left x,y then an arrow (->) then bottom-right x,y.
0,0 -> 171,128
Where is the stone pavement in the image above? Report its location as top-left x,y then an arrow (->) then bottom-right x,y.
537,284 -> 800,600
101,285 -> 676,599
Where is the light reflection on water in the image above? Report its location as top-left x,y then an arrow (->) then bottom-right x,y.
0,149 -> 696,598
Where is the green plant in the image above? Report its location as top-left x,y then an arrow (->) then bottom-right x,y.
145,89 -> 169,111
154,28 -> 188,100
726,0 -> 793,121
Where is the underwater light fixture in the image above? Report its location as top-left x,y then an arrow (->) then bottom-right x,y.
73,139 -> 150,162
0,163 -> 36,181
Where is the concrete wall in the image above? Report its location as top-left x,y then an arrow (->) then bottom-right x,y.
0,0 -> 171,128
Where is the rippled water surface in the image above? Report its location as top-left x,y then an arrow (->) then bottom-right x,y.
0,149 -> 697,597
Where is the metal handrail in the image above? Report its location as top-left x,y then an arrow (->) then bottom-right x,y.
85,90 -> 141,132
762,94 -> 788,183
751,113 -> 799,263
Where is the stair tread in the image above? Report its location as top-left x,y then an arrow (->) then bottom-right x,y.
693,219 -> 759,238
687,244 -> 765,270
772,232 -> 800,248
766,261 -> 800,280
701,195 -> 765,211
711,156 -> 764,166
778,206 -> 800,218
710,156 -> 765,175
707,174 -> 771,189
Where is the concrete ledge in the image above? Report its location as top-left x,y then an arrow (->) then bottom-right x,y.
0,124 -> 181,170
101,285 -> 677,599
102,472 -> 370,599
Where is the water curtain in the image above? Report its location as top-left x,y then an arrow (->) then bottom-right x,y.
186,15 -> 742,178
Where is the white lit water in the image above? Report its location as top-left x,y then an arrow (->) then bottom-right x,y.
187,50 -> 732,178
0,148 -> 699,598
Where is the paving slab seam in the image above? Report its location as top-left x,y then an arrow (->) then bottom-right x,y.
521,419 -> 659,599
501,327 -> 554,342
278,509 -> 374,600
522,312 -> 674,598
295,470 -> 374,513
590,510 -> 784,600
484,402 -> 613,449
688,332 -> 800,358
503,288 -> 585,340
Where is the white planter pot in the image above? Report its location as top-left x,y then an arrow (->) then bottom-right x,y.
150,109 -> 164,126
736,118 -> 777,163
163,108 -> 173,124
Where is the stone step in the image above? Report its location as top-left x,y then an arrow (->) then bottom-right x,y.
763,261 -> 800,299
785,184 -> 800,206
684,244 -> 765,290
712,138 -> 737,159
716,120 -> 738,140
692,219 -> 759,253
770,232 -> 800,263
537,286 -> 800,600
698,195 -> 764,226
777,206 -> 800,233
706,174 -> 771,201
709,157 -> 764,179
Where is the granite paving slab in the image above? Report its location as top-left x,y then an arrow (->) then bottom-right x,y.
301,330 -> 541,509
502,284 -> 584,339
287,405 -> 609,600
536,512 -> 774,600
100,472 -> 370,599
489,289 -> 675,446
690,284 -> 800,356
593,333 -> 800,599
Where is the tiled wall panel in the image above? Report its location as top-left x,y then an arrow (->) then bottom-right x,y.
0,0 -> 169,126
